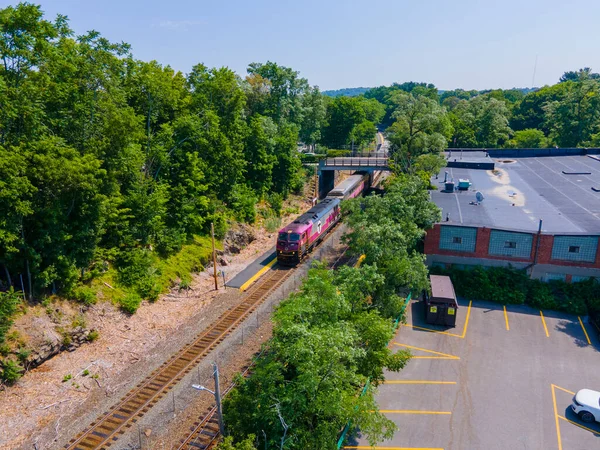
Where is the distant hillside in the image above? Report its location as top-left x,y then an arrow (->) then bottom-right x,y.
323,87 -> 371,97
324,86 -> 537,98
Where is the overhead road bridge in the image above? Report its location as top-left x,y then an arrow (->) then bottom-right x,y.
317,153 -> 391,198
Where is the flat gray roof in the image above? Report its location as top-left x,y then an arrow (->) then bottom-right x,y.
431,155 -> 600,234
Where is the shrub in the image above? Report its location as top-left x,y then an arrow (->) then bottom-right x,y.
117,248 -> 154,288
228,184 -> 257,223
137,276 -> 160,302
87,330 -> 99,342
1,359 -> 23,385
119,293 -> 142,314
70,285 -> 97,305
16,348 -> 30,364
0,289 -> 20,345
264,217 -> 281,233
266,193 -> 283,217
72,314 -> 86,329
433,264 -> 597,315
528,280 -> 557,310
327,149 -> 351,158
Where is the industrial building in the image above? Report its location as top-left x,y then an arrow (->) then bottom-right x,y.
424,151 -> 600,281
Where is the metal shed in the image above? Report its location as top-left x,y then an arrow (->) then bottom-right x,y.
425,275 -> 458,327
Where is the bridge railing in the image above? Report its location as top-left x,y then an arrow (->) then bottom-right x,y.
322,156 -> 389,168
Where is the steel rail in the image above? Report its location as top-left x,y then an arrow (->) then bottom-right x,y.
65,268 -> 292,450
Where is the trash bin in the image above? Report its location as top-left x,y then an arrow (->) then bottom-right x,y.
425,275 -> 458,327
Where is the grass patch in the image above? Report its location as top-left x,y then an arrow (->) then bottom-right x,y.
89,235 -> 215,312
264,217 -> 281,233
155,235 -> 215,292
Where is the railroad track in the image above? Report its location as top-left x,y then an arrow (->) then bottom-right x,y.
176,365 -> 253,450
66,267 -> 293,450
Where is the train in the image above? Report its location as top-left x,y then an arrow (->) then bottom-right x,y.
276,173 -> 370,265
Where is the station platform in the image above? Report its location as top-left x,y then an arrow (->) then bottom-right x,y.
225,246 -> 277,291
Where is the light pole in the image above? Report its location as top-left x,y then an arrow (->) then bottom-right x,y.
192,363 -> 224,436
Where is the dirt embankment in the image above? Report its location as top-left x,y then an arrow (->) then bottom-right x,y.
0,196 -> 312,450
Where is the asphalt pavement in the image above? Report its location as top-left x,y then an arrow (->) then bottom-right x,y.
347,298 -> 600,450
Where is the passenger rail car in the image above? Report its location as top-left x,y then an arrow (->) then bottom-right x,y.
327,173 -> 369,199
276,172 -> 370,265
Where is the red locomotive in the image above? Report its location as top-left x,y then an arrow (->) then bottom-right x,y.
276,174 -> 369,265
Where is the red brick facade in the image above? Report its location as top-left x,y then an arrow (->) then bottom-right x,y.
424,224 -> 600,269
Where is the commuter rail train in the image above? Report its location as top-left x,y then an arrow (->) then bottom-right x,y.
276,173 -> 369,265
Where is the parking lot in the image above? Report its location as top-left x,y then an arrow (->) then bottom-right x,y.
346,298 -> 600,450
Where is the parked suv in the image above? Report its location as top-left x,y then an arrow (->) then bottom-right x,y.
571,389 -> 600,423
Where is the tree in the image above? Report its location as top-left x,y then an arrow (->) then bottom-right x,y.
450,96 -> 511,147
544,80 -> 600,147
223,265 -> 404,449
298,86 -> 326,149
244,115 -> 277,197
386,91 -> 451,169
342,175 -> 439,320
510,83 -> 569,133
559,67 -> 600,83
508,129 -> 548,148
217,436 -> 257,450
246,61 -> 309,127
0,146 -> 34,287
321,96 -> 367,148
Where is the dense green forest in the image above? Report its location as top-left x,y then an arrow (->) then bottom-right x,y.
365,72 -> 600,152
0,3 -> 336,307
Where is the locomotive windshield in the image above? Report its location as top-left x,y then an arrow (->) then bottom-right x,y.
278,232 -> 300,241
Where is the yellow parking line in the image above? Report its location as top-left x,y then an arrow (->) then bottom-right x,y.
578,316 -> 591,345
239,258 -> 277,292
383,380 -> 456,385
402,301 -> 472,339
558,415 -> 600,434
554,384 -> 575,395
394,343 -> 460,360
540,311 -> 549,337
461,301 -> 472,338
551,384 -> 562,450
379,410 -> 451,415
503,305 -> 510,330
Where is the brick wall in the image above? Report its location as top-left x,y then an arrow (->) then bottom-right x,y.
424,224 -> 600,271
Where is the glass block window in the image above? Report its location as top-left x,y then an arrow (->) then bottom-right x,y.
439,226 -> 477,252
544,273 -> 566,282
552,236 -> 598,263
571,275 -> 591,283
488,230 -> 533,258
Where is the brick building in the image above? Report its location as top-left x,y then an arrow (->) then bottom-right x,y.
425,152 -> 600,281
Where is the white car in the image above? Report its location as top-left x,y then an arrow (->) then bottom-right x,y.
571,389 -> 600,423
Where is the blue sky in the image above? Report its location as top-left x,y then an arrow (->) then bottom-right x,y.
11,0 -> 600,91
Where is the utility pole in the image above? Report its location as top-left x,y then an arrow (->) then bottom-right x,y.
213,363 -> 225,436
211,222 -> 218,290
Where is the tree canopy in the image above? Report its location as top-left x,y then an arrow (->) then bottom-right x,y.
0,3 -> 328,301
